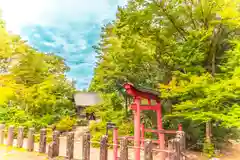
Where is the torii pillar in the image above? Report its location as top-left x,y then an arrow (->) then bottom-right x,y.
123,83 -> 164,160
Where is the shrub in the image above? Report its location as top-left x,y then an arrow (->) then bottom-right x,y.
35,128 -> 53,143
89,119 -> 134,148
89,121 -> 106,147
56,116 -> 76,132
76,119 -> 89,126
203,140 -> 215,158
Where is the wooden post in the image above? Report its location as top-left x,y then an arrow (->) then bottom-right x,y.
39,128 -> 47,153
176,131 -> 185,160
168,139 -> 175,160
168,139 -> 173,150
53,130 -> 60,157
176,131 -> 186,152
66,132 -> 74,160
134,98 -> 141,160
174,139 -> 181,160
178,124 -> 182,131
156,102 -> 165,150
113,127 -> 118,160
48,142 -> 54,158
0,124 -> 5,145
206,121 -> 211,144
141,124 -> 145,147
7,125 -> 14,146
144,140 -> 153,160
82,132 -> 91,160
119,137 -> 128,160
100,135 -> 108,160
17,126 -> 24,148
27,128 -> 35,151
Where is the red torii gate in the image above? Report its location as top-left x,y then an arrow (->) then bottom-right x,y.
111,83 -> 182,160
123,83 -> 165,160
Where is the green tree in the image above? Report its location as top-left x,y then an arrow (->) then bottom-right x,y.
90,0 -> 240,152
0,16 -> 76,131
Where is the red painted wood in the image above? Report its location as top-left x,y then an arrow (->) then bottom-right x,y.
178,124 -> 183,131
144,129 -> 177,134
156,102 -> 165,149
113,128 -> 118,160
134,98 -> 141,160
148,99 -> 151,105
123,83 -> 160,101
130,104 -> 159,110
119,136 -> 164,145
122,83 -> 177,160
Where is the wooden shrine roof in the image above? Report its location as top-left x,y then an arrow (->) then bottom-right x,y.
123,83 -> 160,100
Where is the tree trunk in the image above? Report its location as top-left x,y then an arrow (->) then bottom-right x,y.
206,122 -> 211,143
205,25 -> 221,145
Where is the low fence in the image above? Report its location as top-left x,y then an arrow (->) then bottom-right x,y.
0,124 -> 186,160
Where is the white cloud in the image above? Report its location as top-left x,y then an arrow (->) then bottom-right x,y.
0,0 -> 50,32
43,42 -> 55,47
0,0 -> 127,33
78,39 -> 87,50
0,0 -> 128,89
33,33 -> 40,38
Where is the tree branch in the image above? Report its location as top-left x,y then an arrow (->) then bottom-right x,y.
185,0 -> 197,29
154,0 -> 188,41
198,0 -> 208,29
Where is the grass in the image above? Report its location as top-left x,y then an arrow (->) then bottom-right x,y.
0,144 -> 66,160
0,144 -> 26,152
0,144 -> 47,159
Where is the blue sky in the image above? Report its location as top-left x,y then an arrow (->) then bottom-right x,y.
0,0 -> 127,89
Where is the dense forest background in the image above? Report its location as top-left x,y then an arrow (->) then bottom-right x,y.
1,0 -> 240,156
0,17 -> 77,135
88,0 -> 240,155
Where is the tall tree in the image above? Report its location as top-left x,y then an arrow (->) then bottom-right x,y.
0,16 -> 76,128
90,0 -> 240,151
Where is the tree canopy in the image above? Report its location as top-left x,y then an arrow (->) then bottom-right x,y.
0,18 -> 76,130
89,0 -> 240,152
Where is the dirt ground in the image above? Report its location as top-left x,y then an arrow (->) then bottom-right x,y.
0,145 -> 46,160
185,143 -> 240,160
0,135 -> 240,160
220,143 -> 240,160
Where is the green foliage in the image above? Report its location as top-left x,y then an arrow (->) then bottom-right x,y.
89,119 -> 134,148
85,93 -> 134,147
76,119 -> 88,126
203,140 -> 215,158
89,0 -> 240,151
35,128 -> 53,143
0,16 -> 76,133
55,116 -> 76,132
89,121 -> 108,148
